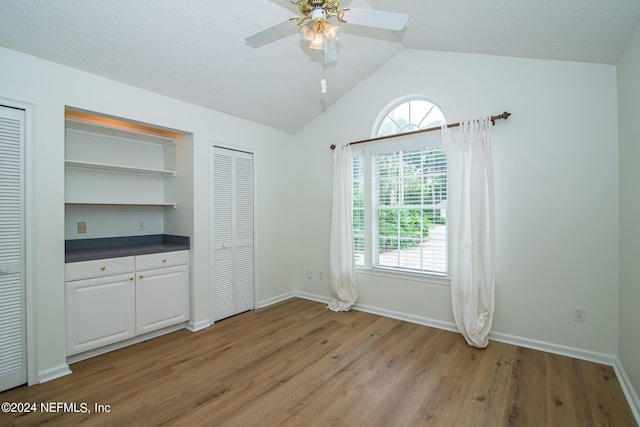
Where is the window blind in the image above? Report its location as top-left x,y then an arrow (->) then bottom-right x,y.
373,145 -> 447,274
352,155 -> 365,267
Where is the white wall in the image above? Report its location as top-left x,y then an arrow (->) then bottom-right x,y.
618,20 -> 640,403
0,39 -> 628,393
293,49 -> 620,355
0,46 -> 296,379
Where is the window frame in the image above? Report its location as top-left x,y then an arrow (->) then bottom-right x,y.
354,96 -> 450,284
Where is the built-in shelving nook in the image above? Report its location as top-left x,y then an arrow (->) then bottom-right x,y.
64,109 -> 193,240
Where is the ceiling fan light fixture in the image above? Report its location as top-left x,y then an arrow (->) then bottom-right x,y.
323,22 -> 341,41
300,23 -> 317,41
246,0 -> 409,95
308,33 -> 325,50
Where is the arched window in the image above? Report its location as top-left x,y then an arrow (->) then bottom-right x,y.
375,97 -> 445,137
353,96 -> 448,277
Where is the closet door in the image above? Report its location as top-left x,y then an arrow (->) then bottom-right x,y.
233,152 -> 254,313
211,147 -> 254,322
0,106 -> 27,392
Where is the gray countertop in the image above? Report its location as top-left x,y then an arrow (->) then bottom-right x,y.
65,234 -> 190,263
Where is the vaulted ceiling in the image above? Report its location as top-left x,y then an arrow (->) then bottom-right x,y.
1,0 -> 639,133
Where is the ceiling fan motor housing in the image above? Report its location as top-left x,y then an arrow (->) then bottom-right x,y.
311,8 -> 326,21
296,0 -> 343,21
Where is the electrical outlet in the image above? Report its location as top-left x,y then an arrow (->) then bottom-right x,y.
573,307 -> 586,322
137,220 -> 145,230
318,271 -> 324,280
77,221 -> 87,234
306,270 -> 312,279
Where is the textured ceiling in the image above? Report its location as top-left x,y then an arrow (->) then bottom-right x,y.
1,0 -> 639,133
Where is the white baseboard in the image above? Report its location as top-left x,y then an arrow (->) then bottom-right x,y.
295,291 -> 459,333
613,357 -> 640,425
38,363 -> 72,384
293,291 -> 331,305
258,291 -> 297,308
186,319 -> 211,332
489,331 -> 616,366
66,323 -> 186,365
354,301 -> 460,334
294,291 -> 617,363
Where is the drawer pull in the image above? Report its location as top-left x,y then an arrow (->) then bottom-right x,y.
162,258 -> 167,263
100,266 -> 106,271
129,277 -> 134,281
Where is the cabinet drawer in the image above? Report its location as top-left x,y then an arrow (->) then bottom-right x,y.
136,250 -> 189,271
65,256 -> 135,281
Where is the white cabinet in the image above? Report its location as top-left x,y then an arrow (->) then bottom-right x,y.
65,257 -> 136,355
135,251 -> 189,334
64,118 -> 177,207
65,251 -> 189,356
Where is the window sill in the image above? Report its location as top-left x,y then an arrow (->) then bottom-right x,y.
355,266 -> 450,287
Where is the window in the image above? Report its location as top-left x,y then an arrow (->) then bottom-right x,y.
353,155 -> 365,266
377,97 -> 446,137
354,97 -> 447,276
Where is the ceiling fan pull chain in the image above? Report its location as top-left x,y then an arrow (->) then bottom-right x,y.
321,40 -> 327,94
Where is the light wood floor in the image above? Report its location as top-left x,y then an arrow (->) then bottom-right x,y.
1,298 -> 636,426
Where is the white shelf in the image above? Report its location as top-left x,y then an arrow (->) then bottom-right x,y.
65,201 -> 176,208
65,160 -> 176,177
65,118 -> 177,210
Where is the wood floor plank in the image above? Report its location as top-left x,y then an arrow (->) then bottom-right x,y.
282,316 -> 403,425
454,342 -> 517,427
360,351 -> 448,426
502,346 -> 548,426
547,354 -> 596,427
0,298 -> 635,427
413,330 -> 485,425
581,360 -> 637,426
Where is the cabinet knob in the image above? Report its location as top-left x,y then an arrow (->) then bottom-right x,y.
129,277 -> 134,281
0,266 -> 9,274
162,258 -> 167,263
100,266 -> 106,271
139,274 -> 144,279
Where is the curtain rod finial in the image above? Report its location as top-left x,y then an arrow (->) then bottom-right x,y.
330,144 -> 336,150
491,111 -> 511,125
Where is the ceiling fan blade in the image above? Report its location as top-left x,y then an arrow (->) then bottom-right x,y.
245,20 -> 297,47
341,8 -> 408,31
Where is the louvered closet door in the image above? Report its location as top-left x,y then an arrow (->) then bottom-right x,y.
211,147 -> 254,322
0,106 -> 27,392
233,152 -> 254,313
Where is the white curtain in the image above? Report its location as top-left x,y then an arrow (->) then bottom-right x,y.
444,117 -> 496,348
328,143 -> 358,312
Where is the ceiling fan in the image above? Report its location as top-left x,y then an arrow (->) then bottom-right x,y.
245,0 -> 408,65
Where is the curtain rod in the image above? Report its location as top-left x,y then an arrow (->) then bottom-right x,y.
329,111 -> 511,150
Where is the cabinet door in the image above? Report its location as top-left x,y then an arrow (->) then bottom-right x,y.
66,273 -> 136,355
136,265 -> 189,335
